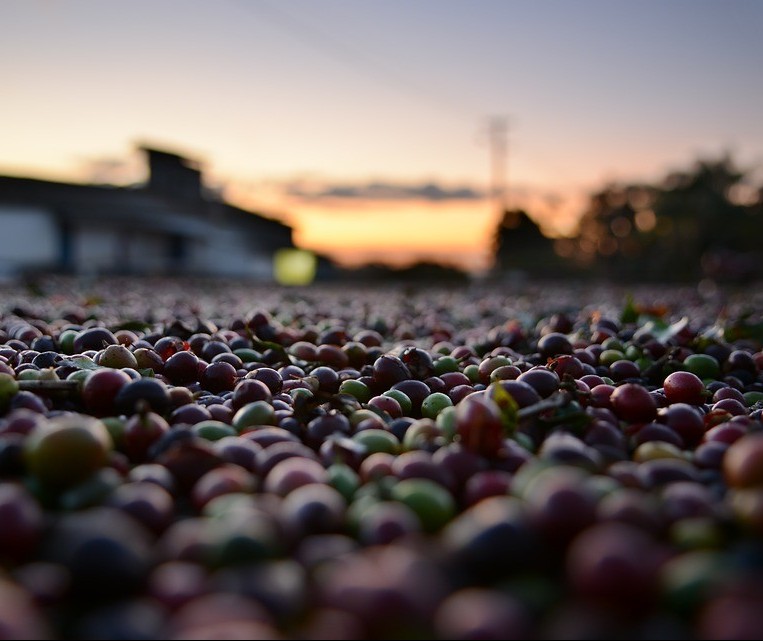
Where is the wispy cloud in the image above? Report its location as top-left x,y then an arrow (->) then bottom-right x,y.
226,175 -> 580,237
285,180 -> 485,202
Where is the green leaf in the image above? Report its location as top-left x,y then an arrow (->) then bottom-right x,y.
291,389 -> 323,423
633,317 -> 667,343
113,320 -> 153,332
537,401 -> 591,436
722,319 -> 763,347
245,327 -> 293,367
59,357 -> 100,371
331,392 -> 363,416
651,316 -> 689,344
697,322 -> 725,345
620,294 -> 639,324
488,381 -> 519,435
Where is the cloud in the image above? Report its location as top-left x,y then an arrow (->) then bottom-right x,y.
285,180 -> 486,202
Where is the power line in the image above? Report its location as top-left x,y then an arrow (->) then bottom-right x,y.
227,0 -> 475,123
222,1 -> 583,204
224,1 -> 580,206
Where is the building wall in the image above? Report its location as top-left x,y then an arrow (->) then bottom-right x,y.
70,223 -> 275,278
0,204 -> 281,280
125,232 -> 174,274
70,225 -> 123,276
187,227 -> 274,280
0,206 -> 58,275
70,226 -> 190,276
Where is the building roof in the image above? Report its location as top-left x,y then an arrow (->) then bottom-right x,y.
0,148 -> 293,244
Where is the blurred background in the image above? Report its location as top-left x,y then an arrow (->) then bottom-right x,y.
0,0 -> 761,284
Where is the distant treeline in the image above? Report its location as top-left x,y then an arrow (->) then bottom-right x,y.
492,153 -> 762,283
325,153 -> 762,284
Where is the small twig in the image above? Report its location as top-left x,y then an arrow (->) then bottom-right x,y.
17,380 -> 80,392
517,390 -> 573,420
641,346 -> 682,383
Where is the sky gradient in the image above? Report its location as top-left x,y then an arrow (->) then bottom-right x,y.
2,0 -> 762,272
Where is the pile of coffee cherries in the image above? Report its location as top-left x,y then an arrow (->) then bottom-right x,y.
0,276 -> 761,639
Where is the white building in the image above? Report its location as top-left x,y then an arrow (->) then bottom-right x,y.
0,147 -> 295,280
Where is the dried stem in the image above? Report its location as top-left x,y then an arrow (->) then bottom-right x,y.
17,379 -> 79,392
517,390 -> 573,420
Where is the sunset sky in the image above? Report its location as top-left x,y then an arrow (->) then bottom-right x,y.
2,0 -> 762,272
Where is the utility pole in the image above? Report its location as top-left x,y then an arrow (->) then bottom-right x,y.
488,116 -> 509,214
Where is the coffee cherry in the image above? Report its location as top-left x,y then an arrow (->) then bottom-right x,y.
663,370 -> 707,405
611,382 -> 657,423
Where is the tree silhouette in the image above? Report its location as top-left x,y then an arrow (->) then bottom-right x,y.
492,209 -> 567,277
569,154 -> 762,282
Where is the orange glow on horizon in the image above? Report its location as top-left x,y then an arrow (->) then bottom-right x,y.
293,199 -> 499,273
292,199 -> 493,245
226,180 -> 589,273
0,151 -> 590,275
232,191 -> 502,273
314,244 -> 496,273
